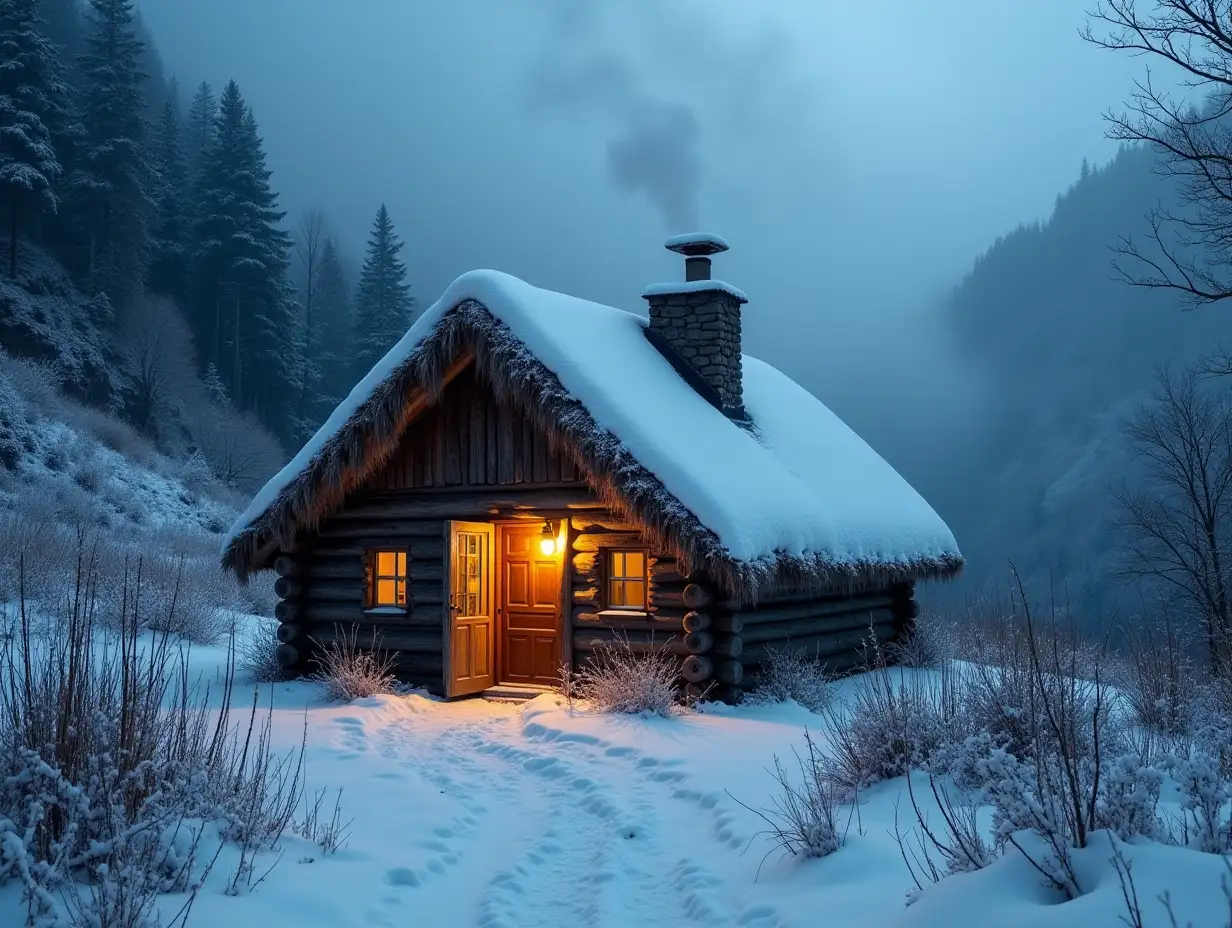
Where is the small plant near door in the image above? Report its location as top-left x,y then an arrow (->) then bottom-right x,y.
310,624 -> 398,702
561,634 -> 688,717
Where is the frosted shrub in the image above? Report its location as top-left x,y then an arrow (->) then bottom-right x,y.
888,611 -> 956,670
311,625 -> 398,702
820,638 -> 962,793
138,551 -> 241,644
745,645 -> 833,712
238,618 -> 283,684
731,731 -> 846,865
565,636 -> 684,717
1164,730 -> 1232,853
0,546 -> 311,925
1097,753 -> 1165,842
1116,611 -> 1203,746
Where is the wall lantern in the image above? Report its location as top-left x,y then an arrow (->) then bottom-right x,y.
539,519 -> 557,556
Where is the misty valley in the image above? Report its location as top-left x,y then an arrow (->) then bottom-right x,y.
4,1 -> 1232,926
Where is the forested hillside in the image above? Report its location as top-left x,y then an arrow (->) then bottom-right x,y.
0,0 -> 419,494
937,145 -> 1232,612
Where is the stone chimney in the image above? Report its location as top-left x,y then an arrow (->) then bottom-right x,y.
642,233 -> 748,421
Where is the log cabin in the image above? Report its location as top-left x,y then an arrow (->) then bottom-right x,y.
221,234 -> 962,702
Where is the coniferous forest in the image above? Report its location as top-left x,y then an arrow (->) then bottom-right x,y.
0,0 -> 416,470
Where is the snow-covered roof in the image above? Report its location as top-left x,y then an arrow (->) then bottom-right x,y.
641,280 -> 749,303
664,231 -> 730,252
222,270 -> 961,597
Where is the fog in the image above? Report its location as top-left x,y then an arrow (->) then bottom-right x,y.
137,0 -> 1143,514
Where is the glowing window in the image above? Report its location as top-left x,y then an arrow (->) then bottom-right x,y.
606,550 -> 646,610
369,549 -> 407,608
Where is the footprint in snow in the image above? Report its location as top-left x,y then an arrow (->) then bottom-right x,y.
386,866 -> 420,888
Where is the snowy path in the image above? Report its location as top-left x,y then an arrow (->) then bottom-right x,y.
308,697 -> 789,928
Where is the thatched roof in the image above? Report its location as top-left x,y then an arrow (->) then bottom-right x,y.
222,271 -> 962,601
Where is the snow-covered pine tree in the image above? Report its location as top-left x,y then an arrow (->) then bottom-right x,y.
311,234 -> 353,423
291,207 -> 328,444
188,80 -> 297,440
203,360 -> 227,404
184,80 -> 214,178
75,0 -> 152,310
0,0 -> 66,277
37,0 -> 83,69
352,203 -> 414,379
237,103 -> 297,440
147,91 -> 189,301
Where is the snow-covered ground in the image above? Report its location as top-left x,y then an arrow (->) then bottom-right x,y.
4,620 -> 1226,928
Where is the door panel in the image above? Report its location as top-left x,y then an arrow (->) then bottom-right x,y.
500,525 -> 562,686
445,521 -> 495,697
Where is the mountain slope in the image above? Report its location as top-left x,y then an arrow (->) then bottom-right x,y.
937,145 -> 1232,609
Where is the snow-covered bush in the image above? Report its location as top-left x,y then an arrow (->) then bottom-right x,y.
732,730 -> 846,864
1098,753 -> 1165,842
239,618 -> 284,684
311,625 -> 398,702
744,644 -> 833,712
888,610 -> 956,670
895,770 -> 996,900
0,548 -> 308,925
820,638 -> 963,793
941,582 -> 1146,899
563,636 -> 685,717
191,401 -> 286,494
1115,610 -> 1205,748
1163,730 -> 1232,853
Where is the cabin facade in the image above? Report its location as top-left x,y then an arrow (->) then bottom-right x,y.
222,235 -> 962,702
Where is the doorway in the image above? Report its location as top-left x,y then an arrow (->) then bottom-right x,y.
497,523 -> 563,687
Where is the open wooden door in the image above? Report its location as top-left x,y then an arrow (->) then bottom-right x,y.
444,521 -> 495,697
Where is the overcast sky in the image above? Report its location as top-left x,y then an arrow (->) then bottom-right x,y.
137,0 -> 1143,471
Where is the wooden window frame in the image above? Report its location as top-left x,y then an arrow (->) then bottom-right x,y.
602,547 -> 649,612
364,548 -> 409,612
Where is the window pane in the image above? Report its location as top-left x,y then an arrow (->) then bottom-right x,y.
611,551 -> 624,577
624,551 -> 644,578
396,552 -> 407,576
609,579 -> 624,607
625,580 -> 645,609
377,551 -> 397,577
395,580 -> 406,605
377,579 -> 397,605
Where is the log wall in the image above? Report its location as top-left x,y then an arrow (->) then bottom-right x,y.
368,365 -> 580,490
265,361 -> 923,703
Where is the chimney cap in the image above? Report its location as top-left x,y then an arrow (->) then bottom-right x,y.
664,232 -> 729,257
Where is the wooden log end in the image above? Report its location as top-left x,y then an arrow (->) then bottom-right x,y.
275,643 -> 300,668
683,630 -> 714,655
712,634 -> 743,659
273,576 -> 303,600
275,622 -> 302,644
681,654 -> 713,683
714,660 -> 744,685
273,555 -> 304,578
682,610 -> 711,633
895,598 -> 921,620
274,599 -> 301,623
681,582 -> 714,609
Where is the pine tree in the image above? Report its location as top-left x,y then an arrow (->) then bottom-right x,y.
0,0 -> 66,277
37,0 -> 82,75
188,80 -> 297,439
312,235 -> 353,418
147,91 -> 189,300
75,0 -> 151,310
184,80 -> 214,178
352,204 -> 413,379
202,360 -> 227,404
